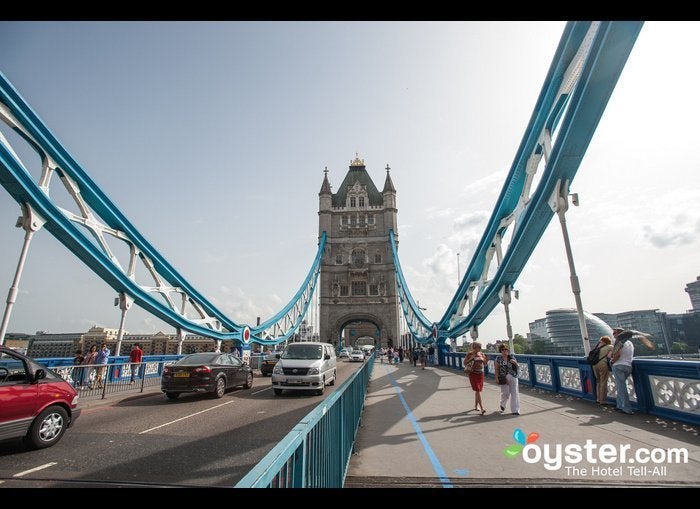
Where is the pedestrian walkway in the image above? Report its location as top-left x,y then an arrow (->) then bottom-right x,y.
345,360 -> 699,487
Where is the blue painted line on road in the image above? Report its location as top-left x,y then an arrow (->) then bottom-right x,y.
383,365 -> 453,488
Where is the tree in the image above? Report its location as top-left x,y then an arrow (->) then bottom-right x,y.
530,340 -> 546,355
512,334 -> 530,354
670,341 -> 689,354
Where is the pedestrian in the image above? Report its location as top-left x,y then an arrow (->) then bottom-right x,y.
428,344 -> 435,365
419,348 -> 426,370
591,336 -> 614,405
464,341 -> 487,414
412,348 -> 419,367
610,328 -> 637,415
95,343 -> 110,389
495,344 -> 520,415
82,345 -> 98,389
72,349 -> 85,388
398,346 -> 404,363
129,343 -> 143,384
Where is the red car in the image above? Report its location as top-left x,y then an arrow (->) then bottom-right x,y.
0,345 -> 81,449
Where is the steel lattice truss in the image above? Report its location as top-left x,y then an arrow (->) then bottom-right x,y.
0,73 -> 325,347
390,21 -> 643,343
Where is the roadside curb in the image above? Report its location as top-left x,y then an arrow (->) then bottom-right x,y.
78,386 -> 163,410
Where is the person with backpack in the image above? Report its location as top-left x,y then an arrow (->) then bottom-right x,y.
590,336 -> 613,405
610,328 -> 636,414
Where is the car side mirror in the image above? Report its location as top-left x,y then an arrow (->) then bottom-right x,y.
275,354 -> 281,359
324,354 -> 331,360
34,368 -> 46,381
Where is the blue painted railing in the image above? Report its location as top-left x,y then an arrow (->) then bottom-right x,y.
37,354 -> 181,379
442,351 -> 700,426
235,353 -> 375,488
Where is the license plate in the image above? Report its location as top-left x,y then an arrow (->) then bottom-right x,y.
174,372 -> 190,378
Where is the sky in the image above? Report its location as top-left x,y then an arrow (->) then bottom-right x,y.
0,21 -> 698,345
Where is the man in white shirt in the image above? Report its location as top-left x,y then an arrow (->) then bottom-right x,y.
610,328 -> 635,414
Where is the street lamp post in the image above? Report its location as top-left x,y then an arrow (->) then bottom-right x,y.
456,252 -> 461,287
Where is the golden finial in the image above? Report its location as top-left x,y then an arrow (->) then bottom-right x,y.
350,152 -> 365,166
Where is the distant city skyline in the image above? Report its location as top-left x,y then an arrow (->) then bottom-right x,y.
1,21 -> 699,343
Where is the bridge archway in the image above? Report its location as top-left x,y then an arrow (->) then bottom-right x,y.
333,314 -> 386,350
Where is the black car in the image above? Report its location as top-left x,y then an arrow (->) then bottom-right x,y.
161,352 -> 253,400
260,352 -> 281,376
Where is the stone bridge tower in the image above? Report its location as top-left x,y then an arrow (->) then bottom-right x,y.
318,155 -> 400,349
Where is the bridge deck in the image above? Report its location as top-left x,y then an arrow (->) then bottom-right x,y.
345,360 -> 699,487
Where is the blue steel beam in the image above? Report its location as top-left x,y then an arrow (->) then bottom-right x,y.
439,21 -> 643,339
389,229 -> 433,343
0,71 -> 324,346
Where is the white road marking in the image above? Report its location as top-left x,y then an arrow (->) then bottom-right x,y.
13,462 -> 57,477
139,400 -> 235,434
251,386 -> 271,396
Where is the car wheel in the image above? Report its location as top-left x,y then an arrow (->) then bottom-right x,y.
165,392 -> 179,400
273,388 -> 283,396
24,405 -> 68,449
243,371 -> 253,389
316,378 -> 325,396
329,370 -> 336,386
212,377 -> 226,398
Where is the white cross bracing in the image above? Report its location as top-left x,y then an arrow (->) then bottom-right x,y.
448,22 -> 601,332
0,102 -> 227,334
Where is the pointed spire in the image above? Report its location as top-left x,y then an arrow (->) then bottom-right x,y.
382,163 -> 396,193
319,166 -> 332,195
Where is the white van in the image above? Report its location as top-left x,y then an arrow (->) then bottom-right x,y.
271,342 -> 337,396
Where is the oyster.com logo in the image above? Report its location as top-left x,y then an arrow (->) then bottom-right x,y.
502,428 -> 687,476
503,428 -> 540,458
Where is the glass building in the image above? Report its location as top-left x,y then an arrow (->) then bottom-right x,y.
545,309 -> 613,356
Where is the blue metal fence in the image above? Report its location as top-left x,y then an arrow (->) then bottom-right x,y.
442,351 -> 700,425
235,353 -> 375,488
38,354 -> 182,400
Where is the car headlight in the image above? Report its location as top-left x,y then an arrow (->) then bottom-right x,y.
308,368 -> 319,375
273,365 -> 283,375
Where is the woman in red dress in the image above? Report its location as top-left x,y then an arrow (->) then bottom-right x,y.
464,341 -> 487,414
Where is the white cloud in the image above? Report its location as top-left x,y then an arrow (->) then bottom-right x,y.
453,210 -> 489,231
461,170 -> 508,199
423,207 -> 454,220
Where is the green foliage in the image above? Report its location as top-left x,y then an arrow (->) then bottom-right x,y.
670,341 -> 689,354
530,340 -> 546,355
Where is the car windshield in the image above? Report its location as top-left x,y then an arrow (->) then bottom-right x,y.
175,353 -> 219,365
282,345 -> 323,360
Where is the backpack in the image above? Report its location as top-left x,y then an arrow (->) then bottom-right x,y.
586,343 -> 602,365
